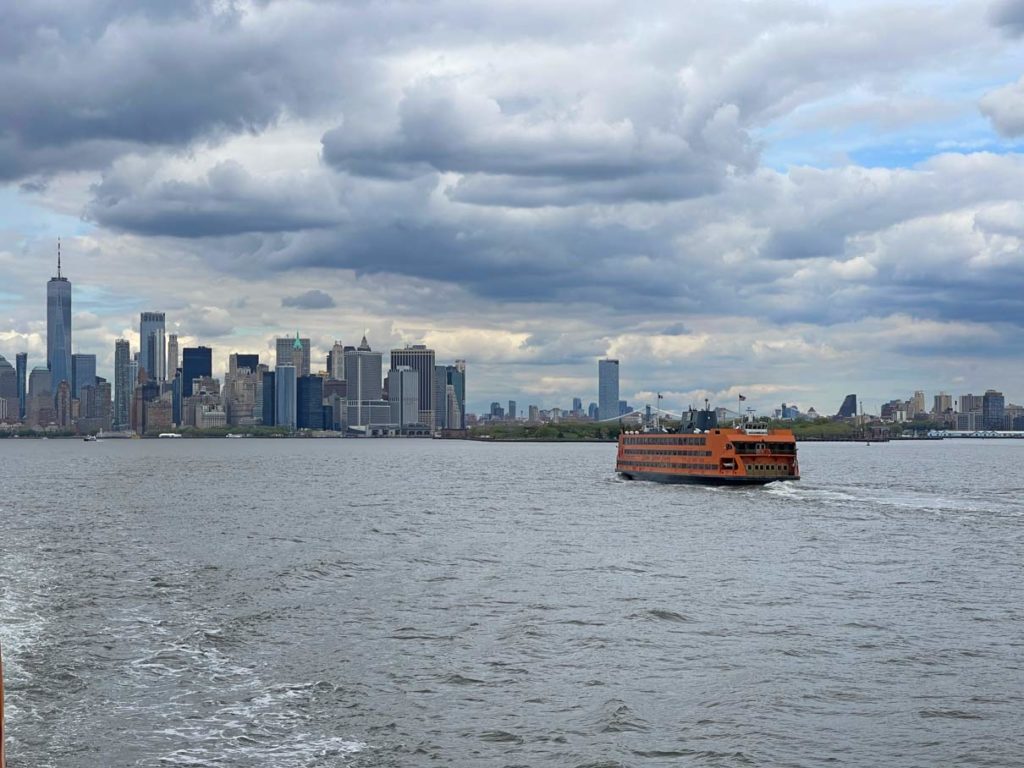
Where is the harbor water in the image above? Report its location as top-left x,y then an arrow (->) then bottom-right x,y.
1,439 -> 1022,766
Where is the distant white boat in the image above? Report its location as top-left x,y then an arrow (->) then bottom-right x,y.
158,433 -> 183,439
225,433 -> 246,439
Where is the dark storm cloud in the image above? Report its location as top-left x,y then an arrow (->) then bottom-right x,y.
0,1 -> 357,182
85,160 -> 342,236
322,78 -> 756,205
990,0 -> 1024,35
282,290 -> 337,310
132,149 -> 1024,333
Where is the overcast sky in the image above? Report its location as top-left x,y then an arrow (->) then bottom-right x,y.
1,0 -> 1023,415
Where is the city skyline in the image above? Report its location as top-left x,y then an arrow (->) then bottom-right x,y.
2,3 -> 1024,416
3,249 -> 1024,421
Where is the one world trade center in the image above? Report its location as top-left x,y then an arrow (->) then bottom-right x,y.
47,239 -> 72,393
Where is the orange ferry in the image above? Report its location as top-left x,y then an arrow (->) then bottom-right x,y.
616,405 -> 799,485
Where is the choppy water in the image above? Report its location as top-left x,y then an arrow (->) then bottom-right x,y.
1,438 -> 1022,767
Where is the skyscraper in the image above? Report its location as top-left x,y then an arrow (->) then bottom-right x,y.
0,355 -> 17,422
328,341 -> 345,381
276,335 -> 310,377
47,241 -> 72,394
959,393 -> 983,414
345,335 -> 383,426
836,394 -> 858,418
27,367 -> 53,426
983,389 -> 1005,430
114,339 -> 131,430
344,336 -> 385,427
908,390 -> 926,419
598,358 -> 619,421
16,352 -> 27,419
433,365 -> 447,429
275,364 -> 297,429
139,312 -> 166,381
261,370 -> 276,426
72,353 -> 97,399
296,375 -> 324,430
508,400 -> 517,421
182,346 -> 213,398
387,367 -> 419,426
451,360 -> 466,429
232,353 -> 260,372
96,380 -> 113,430
390,344 -> 436,428
434,361 -> 466,429
167,334 -> 179,378
56,380 -> 72,427
291,334 -> 304,372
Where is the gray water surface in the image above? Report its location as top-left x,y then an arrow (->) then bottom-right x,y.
1,439 -> 1022,766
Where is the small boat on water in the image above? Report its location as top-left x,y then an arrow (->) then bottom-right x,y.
616,402 -> 799,485
158,433 -> 182,439
83,435 -> 99,442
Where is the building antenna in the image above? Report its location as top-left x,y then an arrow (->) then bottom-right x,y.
57,237 -> 62,278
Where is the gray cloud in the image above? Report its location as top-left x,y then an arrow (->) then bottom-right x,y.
0,1 -> 361,182
322,78 -> 756,205
166,151 -> 1024,330
86,160 -> 342,236
979,76 -> 1024,136
183,305 -> 235,339
282,289 -> 337,310
990,0 -> 1024,36
3,0 -> 1024,414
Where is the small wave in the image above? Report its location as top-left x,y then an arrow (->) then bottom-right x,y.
596,699 -> 649,734
442,673 -> 487,686
479,730 -> 524,743
630,609 -> 693,624
390,627 -> 455,641
632,748 -> 696,758
919,708 -> 985,720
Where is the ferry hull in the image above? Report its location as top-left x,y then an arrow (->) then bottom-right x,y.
618,470 -> 796,485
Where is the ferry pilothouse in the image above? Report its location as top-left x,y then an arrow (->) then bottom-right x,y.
616,403 -> 800,485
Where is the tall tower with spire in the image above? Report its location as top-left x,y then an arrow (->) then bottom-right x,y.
275,333 -> 310,377
291,331 -> 304,371
46,238 -> 73,394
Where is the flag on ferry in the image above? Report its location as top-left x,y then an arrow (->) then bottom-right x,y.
738,394 -> 747,401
